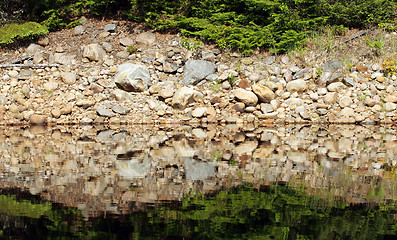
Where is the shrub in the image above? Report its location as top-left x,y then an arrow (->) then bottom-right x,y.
0,21 -> 48,45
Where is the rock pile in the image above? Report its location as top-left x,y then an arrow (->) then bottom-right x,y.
0,18 -> 396,125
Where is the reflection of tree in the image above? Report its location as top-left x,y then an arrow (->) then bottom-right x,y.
1,185 -> 397,239
130,185 -> 397,239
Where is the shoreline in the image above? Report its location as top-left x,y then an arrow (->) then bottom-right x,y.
0,17 -> 397,126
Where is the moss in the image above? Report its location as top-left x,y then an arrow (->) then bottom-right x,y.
0,21 -> 48,45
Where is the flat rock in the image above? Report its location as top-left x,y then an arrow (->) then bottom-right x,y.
183,60 -> 216,86
74,25 -> 85,35
192,107 -> 208,118
135,32 -> 156,46
119,37 -> 134,47
104,23 -> 117,32
96,106 -> 115,117
234,88 -> 258,106
112,105 -> 130,115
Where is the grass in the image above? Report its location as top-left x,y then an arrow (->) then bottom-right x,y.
286,25 -> 397,77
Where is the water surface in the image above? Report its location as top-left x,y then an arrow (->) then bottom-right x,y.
0,124 -> 397,239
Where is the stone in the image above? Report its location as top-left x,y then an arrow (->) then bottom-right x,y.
163,61 -> 179,73
135,32 -> 156,46
37,37 -> 49,46
385,95 -> 397,103
238,79 -> 251,89
339,107 -> 355,118
0,96 -> 8,105
376,76 -> 385,83
30,114 -> 47,125
183,60 -> 216,86
320,60 -> 343,85
119,37 -> 134,47
339,96 -> 353,108
61,72 -> 77,85
104,23 -> 117,32
264,56 -> 276,65
101,42 -> 113,52
116,51 -> 130,59
232,102 -> 245,112
51,109 -> 61,118
327,82 -> 346,92
172,86 -> 204,109
385,102 -> 397,112
286,79 -> 307,92
343,77 -> 355,87
54,53 -> 74,65
293,68 -> 312,80
364,97 -> 376,107
33,52 -> 44,64
82,44 -> 106,61
356,65 -> 368,73
234,88 -> 258,106
60,105 -> 73,115
114,63 -> 151,92
74,25 -> 85,35
76,100 -> 95,108
19,70 -> 34,78
192,107 -> 208,118
252,84 -> 274,103
159,88 -> 174,99
26,43 -> 42,55
112,105 -> 130,115
90,83 -> 104,93
97,106 -> 115,117
324,92 -> 338,104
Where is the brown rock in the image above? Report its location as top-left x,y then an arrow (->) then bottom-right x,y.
90,83 -> 104,93
30,114 -> 47,125
238,79 -> 251,89
356,65 -> 368,73
252,84 -> 274,103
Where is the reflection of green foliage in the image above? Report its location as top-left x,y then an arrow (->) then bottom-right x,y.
128,185 -> 397,239
0,195 -> 51,218
0,193 -> 113,239
2,185 -> 397,239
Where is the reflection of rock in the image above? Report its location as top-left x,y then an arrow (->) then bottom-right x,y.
116,153 -> 151,179
184,158 -> 217,180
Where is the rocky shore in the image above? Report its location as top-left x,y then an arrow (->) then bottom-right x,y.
0,17 -> 397,125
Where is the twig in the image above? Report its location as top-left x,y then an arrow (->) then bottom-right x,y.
10,55 -> 33,64
343,27 -> 376,44
0,63 -> 60,68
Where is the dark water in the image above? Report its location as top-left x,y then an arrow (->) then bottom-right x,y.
0,124 -> 397,239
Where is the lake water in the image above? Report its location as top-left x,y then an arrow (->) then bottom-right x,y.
0,124 -> 397,239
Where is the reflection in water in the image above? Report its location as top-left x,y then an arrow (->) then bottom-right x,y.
0,124 -> 397,238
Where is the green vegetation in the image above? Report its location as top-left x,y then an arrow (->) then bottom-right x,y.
3,0 -> 396,53
0,21 -> 48,45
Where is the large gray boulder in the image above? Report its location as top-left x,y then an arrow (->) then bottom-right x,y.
183,60 -> 216,86
320,60 -> 343,85
114,63 -> 151,92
